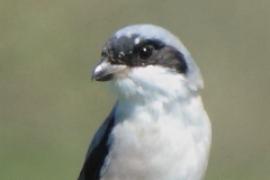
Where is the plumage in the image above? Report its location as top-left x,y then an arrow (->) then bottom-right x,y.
78,106 -> 116,180
79,24 -> 211,180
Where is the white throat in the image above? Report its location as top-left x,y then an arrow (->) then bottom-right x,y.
110,65 -> 211,136
101,66 -> 211,180
111,66 -> 198,101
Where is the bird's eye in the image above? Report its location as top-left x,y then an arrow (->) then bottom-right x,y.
139,45 -> 154,59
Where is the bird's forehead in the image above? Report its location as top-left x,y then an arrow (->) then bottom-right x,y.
114,24 -> 184,52
104,34 -> 138,58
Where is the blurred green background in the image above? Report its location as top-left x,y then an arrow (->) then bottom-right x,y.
0,0 -> 269,179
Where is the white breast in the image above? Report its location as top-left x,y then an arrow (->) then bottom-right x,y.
100,96 -> 211,180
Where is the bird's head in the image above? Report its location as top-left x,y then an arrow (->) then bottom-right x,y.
92,24 -> 203,100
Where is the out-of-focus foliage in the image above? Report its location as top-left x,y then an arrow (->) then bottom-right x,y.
0,0 -> 269,179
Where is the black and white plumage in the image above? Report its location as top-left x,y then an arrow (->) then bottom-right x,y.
78,24 -> 211,180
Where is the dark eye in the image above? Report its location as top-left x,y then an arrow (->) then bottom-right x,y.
139,45 -> 154,59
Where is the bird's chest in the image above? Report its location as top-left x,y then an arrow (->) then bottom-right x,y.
101,109 -> 210,180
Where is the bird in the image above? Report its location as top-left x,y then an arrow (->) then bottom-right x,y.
78,24 -> 211,180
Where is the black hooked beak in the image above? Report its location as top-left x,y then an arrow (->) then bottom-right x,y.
91,59 -> 127,81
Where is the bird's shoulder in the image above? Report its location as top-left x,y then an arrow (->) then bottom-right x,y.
78,104 -> 117,180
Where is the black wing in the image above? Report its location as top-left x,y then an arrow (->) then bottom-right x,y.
78,105 -> 116,180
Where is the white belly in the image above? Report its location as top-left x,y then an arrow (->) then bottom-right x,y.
101,115 -> 211,180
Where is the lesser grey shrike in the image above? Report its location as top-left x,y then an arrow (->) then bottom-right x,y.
78,24 -> 211,180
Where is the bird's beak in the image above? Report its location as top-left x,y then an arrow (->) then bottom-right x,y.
91,59 -> 127,81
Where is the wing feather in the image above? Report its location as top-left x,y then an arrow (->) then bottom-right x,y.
78,104 -> 117,180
